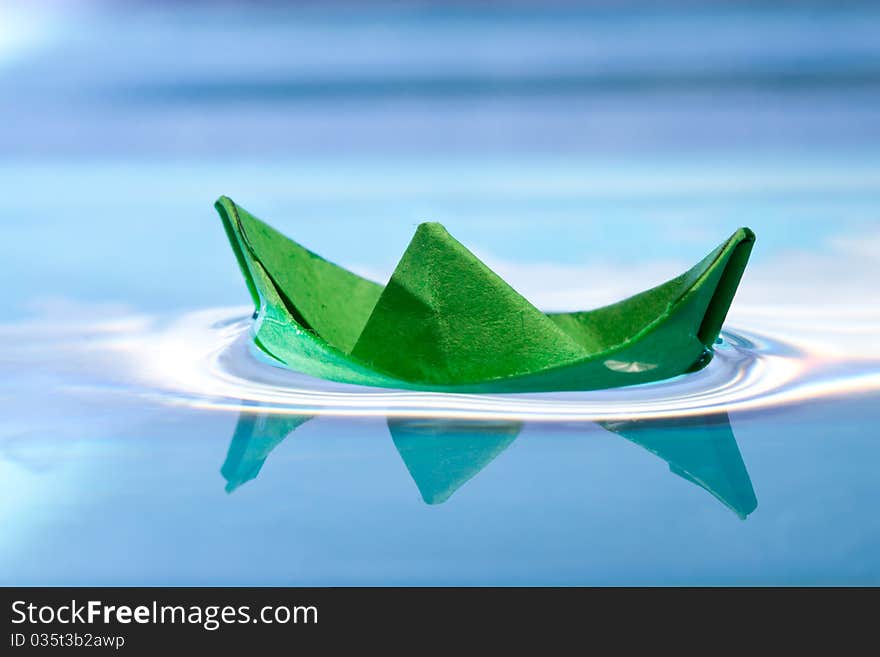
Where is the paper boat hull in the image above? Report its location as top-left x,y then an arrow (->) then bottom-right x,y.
216,197 -> 754,393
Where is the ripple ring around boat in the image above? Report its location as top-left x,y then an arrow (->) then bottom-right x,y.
125,307 -> 880,422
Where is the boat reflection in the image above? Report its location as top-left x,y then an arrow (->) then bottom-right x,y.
220,409 -> 756,517
388,418 -> 521,504
601,413 -> 757,519
220,411 -> 312,492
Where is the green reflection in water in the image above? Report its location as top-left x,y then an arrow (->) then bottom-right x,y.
220,411 -> 312,493
601,413 -> 757,519
387,419 -> 521,504
220,410 -> 756,517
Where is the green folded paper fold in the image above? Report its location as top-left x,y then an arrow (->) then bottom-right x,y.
216,196 -> 755,392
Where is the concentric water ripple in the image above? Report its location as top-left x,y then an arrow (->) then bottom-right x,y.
113,306 -> 880,421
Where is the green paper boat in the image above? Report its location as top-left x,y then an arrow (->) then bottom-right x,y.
216,196 -> 755,392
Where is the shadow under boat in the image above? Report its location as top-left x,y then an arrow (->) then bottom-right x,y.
220,408 -> 757,518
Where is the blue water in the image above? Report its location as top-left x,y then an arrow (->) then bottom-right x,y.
1,1 -> 879,585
